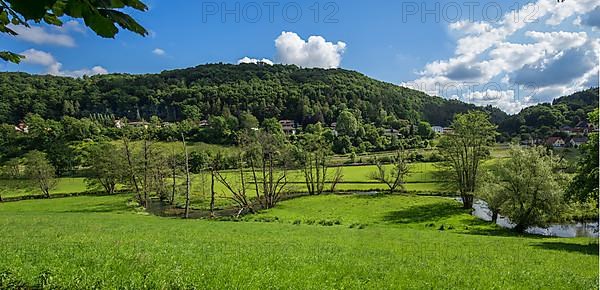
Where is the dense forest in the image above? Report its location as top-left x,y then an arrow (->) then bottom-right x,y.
0,63 -> 506,127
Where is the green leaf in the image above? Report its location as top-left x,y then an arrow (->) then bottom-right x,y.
0,51 -> 24,63
43,13 -> 63,26
83,12 -> 118,38
5,0 -> 57,20
100,9 -> 147,36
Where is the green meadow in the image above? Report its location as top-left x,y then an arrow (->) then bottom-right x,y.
0,194 -> 597,289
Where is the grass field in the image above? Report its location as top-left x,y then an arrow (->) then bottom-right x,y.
0,194 -> 597,289
0,162 -> 446,204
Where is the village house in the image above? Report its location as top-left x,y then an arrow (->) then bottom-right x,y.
569,137 -> 588,148
14,122 -> 28,133
545,137 -> 565,148
383,128 -> 401,137
329,122 -> 338,136
113,119 -> 124,129
431,126 -> 444,134
442,127 -> 454,134
128,121 -> 150,129
279,120 -> 297,135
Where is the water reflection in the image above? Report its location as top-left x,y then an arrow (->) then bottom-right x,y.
460,198 -> 599,238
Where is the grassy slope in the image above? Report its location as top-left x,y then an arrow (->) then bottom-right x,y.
0,194 -> 597,289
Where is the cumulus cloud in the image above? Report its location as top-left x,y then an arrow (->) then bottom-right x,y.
20,49 -> 108,78
9,25 -> 76,47
237,57 -> 273,65
406,0 -> 600,114
152,48 -> 166,56
275,32 -> 346,68
237,32 -> 347,68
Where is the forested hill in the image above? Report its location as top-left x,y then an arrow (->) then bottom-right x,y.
499,87 -> 599,137
0,63 -> 506,126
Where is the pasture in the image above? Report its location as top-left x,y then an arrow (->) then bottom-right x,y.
0,194 -> 597,289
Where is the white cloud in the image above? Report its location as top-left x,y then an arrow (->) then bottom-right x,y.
237,57 -> 273,65
20,49 -> 108,78
9,25 -> 76,47
275,32 -> 346,68
406,0 -> 600,114
152,48 -> 166,56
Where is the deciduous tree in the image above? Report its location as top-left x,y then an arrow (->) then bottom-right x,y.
86,143 -> 124,195
1,0 -> 148,63
484,146 -> 566,233
438,111 -> 497,208
369,149 -> 410,194
23,150 -> 57,198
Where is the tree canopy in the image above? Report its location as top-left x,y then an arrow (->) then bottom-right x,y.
0,0 -> 148,63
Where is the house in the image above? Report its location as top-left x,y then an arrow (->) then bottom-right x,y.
560,126 -> 573,135
199,120 -> 209,127
129,121 -> 150,129
114,119 -> 124,129
431,126 -> 444,134
14,122 -> 28,133
520,139 -> 535,146
383,128 -> 401,137
279,120 -> 297,135
574,121 -> 592,134
569,137 -> 588,148
546,137 -> 565,148
442,127 -> 454,134
329,122 -> 338,136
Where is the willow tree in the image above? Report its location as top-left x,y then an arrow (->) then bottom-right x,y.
438,111 -> 497,208
481,146 -> 566,233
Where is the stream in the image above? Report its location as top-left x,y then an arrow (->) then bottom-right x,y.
462,198 -> 599,238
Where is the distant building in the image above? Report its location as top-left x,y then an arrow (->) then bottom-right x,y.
569,137 -> 588,148
14,122 -> 28,133
560,126 -> 573,135
114,119 -> 124,129
329,122 -> 338,136
546,137 -> 565,148
199,120 -> 209,127
129,121 -> 150,129
279,120 -> 297,135
383,128 -> 401,137
442,127 -> 454,134
431,126 -> 444,134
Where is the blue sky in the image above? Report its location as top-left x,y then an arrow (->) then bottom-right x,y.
1,0 -> 599,114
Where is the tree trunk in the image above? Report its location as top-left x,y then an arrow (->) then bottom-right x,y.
182,134 -> 191,219
491,211 -> 498,223
461,194 -> 474,209
514,223 -> 527,233
171,145 -> 177,205
210,169 -> 215,217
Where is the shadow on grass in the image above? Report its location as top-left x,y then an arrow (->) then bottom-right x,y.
382,201 -> 468,224
532,241 -> 599,256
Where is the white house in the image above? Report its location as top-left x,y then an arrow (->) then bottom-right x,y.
432,126 -> 444,134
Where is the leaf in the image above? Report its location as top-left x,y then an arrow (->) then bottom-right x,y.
5,0 -> 57,20
83,12 -> 118,38
43,13 -> 63,26
0,51 -> 24,63
100,9 -> 147,36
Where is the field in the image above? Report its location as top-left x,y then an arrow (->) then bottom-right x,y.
0,194 -> 597,289
0,162 -> 446,206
